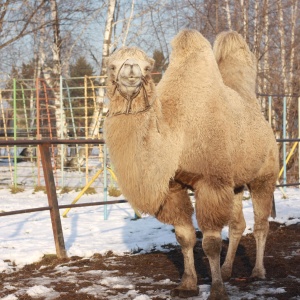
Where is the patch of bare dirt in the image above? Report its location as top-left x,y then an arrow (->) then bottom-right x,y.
0,222 -> 300,299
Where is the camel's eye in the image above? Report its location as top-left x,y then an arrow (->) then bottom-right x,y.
145,66 -> 151,72
109,64 -> 116,71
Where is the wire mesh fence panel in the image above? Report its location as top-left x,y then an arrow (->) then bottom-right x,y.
0,76 -> 110,191
258,95 -> 300,185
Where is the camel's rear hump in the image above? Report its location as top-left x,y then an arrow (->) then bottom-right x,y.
213,31 -> 255,66
213,31 -> 257,103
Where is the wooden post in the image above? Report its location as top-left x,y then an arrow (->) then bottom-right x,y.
39,143 -> 67,259
271,194 -> 276,219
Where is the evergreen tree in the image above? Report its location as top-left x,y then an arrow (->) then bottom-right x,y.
67,57 -> 96,136
70,57 -> 94,78
152,50 -> 167,84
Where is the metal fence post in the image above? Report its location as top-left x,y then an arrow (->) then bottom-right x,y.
60,75 -> 64,187
268,96 -> 272,125
39,143 -> 67,259
13,79 -> 17,188
104,144 -> 108,220
283,97 -> 287,191
298,97 -> 300,188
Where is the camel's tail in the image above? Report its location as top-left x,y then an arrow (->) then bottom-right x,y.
213,31 -> 258,103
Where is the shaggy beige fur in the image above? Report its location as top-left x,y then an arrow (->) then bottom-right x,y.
104,47 -> 180,215
213,30 -> 279,283
213,31 -> 258,105
104,30 -> 279,299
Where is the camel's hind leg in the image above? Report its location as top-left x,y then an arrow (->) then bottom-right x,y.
194,180 -> 233,300
156,185 -> 198,298
248,178 -> 275,279
221,189 -> 246,281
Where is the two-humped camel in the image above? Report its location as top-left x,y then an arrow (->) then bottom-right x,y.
104,29 -> 279,299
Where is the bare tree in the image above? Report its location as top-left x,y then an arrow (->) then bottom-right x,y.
278,0 -> 288,95
0,0 -> 47,50
67,0 -> 118,170
88,0 -> 116,140
224,0 -> 232,30
288,0 -> 298,97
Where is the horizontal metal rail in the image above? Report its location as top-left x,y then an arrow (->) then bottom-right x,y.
276,138 -> 300,142
0,138 -> 106,259
0,138 -> 105,146
0,137 -> 296,144
0,199 -> 128,217
276,182 -> 300,187
258,94 -> 299,97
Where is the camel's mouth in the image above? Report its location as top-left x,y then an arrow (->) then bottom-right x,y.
116,58 -> 143,89
119,75 -> 142,87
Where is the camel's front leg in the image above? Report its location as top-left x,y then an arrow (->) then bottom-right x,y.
171,223 -> 199,298
195,181 -> 233,300
202,231 -> 228,300
156,186 -> 198,298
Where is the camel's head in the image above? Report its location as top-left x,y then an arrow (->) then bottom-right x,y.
106,47 -> 154,99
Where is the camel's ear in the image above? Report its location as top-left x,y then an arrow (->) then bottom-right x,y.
104,57 -> 116,75
148,58 -> 155,71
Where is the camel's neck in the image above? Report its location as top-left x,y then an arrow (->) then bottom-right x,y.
104,81 -> 180,215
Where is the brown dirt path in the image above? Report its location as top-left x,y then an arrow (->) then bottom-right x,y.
1,222 -> 299,299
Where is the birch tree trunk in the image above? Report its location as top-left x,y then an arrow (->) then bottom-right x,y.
261,0 -> 270,119
240,0 -> 248,40
262,0 -> 269,94
288,0 -> 297,97
71,0 -> 116,169
36,1 -> 47,138
287,0 -> 298,139
122,0 -> 135,46
32,1 -> 46,132
278,0 -> 292,141
88,0 -> 116,140
278,0 -> 288,94
253,0 -> 259,56
253,0 -> 261,96
224,0 -> 232,30
44,0 -> 68,167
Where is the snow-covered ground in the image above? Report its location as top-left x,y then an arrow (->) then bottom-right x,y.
0,187 -> 300,299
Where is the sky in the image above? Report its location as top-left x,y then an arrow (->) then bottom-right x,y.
0,187 -> 300,299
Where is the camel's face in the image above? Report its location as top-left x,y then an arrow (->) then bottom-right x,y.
107,48 -> 154,98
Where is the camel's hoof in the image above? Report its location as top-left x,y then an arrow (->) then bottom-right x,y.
208,282 -> 229,300
221,266 -> 232,281
170,286 -> 199,298
251,267 -> 266,279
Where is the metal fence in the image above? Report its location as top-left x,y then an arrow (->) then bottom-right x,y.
258,95 -> 300,188
0,78 -> 299,190
0,76 -> 109,191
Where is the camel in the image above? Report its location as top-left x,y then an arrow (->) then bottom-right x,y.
104,29 -> 279,299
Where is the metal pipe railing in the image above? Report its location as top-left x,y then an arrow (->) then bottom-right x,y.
0,138 -> 106,260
